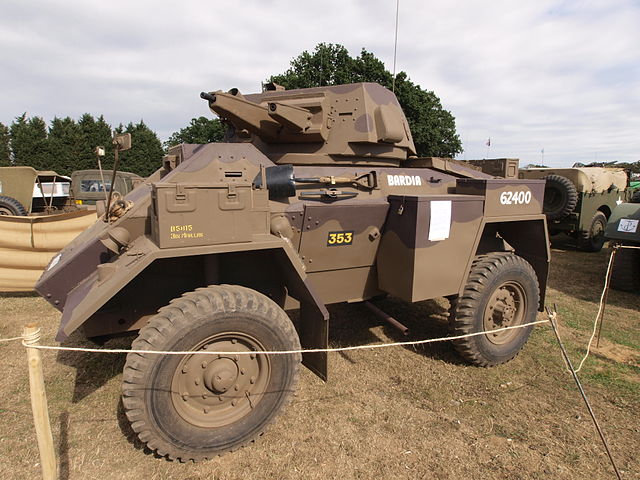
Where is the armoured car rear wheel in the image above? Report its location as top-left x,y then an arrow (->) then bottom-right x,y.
450,252 -> 540,367
577,211 -> 607,252
0,195 -> 27,216
122,285 -> 301,462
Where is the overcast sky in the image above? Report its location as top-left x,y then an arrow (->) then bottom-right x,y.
1,0 -> 638,167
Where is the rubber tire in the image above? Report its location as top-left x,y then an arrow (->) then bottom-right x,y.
450,252 -> 540,367
610,246 -> 640,292
122,285 -> 301,462
0,195 -> 28,216
543,175 -> 578,220
577,211 -> 607,252
631,190 -> 640,204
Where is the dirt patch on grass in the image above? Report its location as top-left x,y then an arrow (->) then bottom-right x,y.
592,339 -> 640,368
0,247 -> 638,479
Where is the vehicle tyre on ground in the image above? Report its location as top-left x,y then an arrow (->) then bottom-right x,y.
610,245 -> 640,292
450,252 -> 540,367
122,284 -> 301,462
543,174 -> 578,220
577,211 -> 607,252
0,195 -> 28,216
631,190 -> 640,204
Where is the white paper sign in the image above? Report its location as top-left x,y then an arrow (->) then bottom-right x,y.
429,201 -> 452,241
618,218 -> 639,233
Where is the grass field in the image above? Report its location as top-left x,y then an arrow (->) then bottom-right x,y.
0,247 -> 638,479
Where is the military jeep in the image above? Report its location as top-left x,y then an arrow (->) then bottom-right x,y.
519,167 -> 628,251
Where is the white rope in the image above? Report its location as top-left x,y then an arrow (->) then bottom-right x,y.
0,336 -> 24,343
574,246 -> 618,373
22,327 -> 41,346
20,319 -> 549,356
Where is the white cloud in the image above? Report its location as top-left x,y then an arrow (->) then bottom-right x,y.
0,0 -> 638,167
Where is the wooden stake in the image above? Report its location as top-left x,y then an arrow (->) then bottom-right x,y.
23,323 -> 57,480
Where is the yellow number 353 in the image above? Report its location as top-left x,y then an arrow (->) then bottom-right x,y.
327,231 -> 354,246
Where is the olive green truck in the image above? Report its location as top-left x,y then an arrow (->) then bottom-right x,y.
519,167 -> 629,251
36,82 -> 549,461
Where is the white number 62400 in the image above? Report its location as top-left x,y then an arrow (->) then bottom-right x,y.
500,190 -> 532,205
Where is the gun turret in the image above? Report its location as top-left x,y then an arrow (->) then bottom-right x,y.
202,83 -> 416,166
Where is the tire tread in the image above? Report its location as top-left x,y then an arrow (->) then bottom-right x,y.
122,284 -> 300,462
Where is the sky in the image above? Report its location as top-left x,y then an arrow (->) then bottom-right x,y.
1,0 -> 639,168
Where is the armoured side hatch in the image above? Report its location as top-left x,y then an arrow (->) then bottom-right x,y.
297,201 -> 389,272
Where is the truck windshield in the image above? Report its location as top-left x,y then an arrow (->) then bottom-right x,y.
80,180 -> 112,192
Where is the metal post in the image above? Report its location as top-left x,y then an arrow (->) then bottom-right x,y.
546,308 -> 622,480
597,247 -> 617,347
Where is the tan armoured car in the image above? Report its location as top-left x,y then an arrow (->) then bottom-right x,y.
36,83 -> 549,461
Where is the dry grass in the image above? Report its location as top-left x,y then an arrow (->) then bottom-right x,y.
0,246 -> 638,479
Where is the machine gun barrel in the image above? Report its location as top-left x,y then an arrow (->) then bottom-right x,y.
201,90 -> 281,140
201,89 -> 316,142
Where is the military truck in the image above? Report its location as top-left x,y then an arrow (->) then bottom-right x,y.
605,202 -> 640,292
519,167 -> 628,251
0,166 -> 71,215
36,82 -> 549,461
71,169 -> 143,207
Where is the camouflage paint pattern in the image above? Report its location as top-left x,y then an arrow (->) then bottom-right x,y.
35,83 -> 549,380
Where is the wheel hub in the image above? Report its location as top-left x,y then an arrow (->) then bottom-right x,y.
483,282 -> 526,345
204,358 -> 238,393
170,333 -> 270,428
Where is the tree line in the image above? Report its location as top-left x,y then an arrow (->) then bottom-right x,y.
1,44 -> 465,177
165,43 -> 464,158
0,114 -> 165,177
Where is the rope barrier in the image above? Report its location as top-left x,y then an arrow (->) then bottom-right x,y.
573,244 -> 638,373
2,244 -> 635,357
574,247 -> 617,372
546,307 -> 623,480
0,336 -> 24,343
3,319 -> 551,356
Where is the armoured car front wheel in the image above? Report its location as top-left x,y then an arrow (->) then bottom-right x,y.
122,285 -> 301,462
450,252 -> 540,367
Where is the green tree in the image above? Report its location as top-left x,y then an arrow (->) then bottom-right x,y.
10,114 -> 49,170
48,116 -> 85,175
0,122 -> 10,166
78,114 -> 115,171
117,120 -> 165,177
268,43 -> 462,158
164,116 -> 225,149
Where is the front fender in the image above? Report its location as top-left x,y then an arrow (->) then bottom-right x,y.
53,234 -> 327,342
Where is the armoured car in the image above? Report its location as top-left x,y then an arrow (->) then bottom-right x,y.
36,82 -> 549,461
